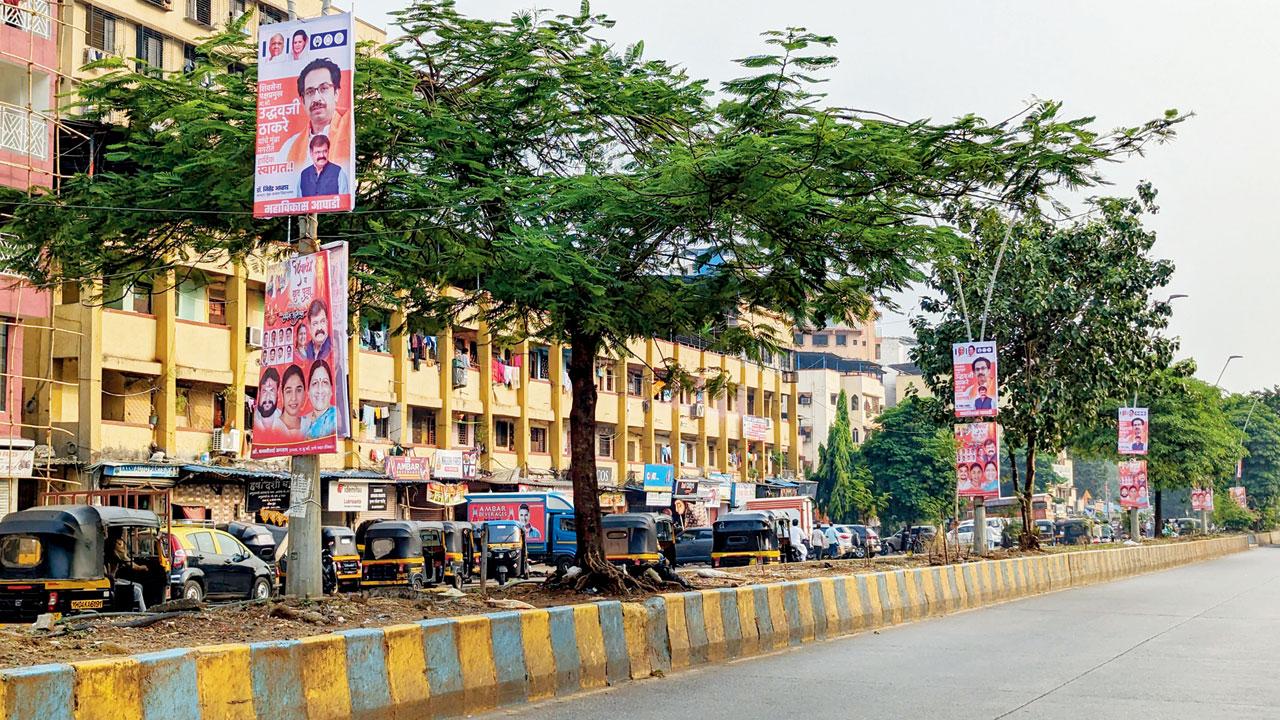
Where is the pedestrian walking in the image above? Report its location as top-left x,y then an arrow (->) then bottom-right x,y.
789,519 -> 808,562
810,525 -> 827,560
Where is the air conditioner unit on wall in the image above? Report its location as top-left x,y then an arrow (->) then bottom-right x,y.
690,403 -> 706,418
782,371 -> 797,384
246,326 -> 263,348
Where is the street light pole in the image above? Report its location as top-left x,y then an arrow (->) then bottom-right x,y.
1214,355 -> 1243,389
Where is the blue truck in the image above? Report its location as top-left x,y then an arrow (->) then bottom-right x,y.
465,492 -> 578,568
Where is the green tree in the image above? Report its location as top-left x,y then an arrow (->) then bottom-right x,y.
0,5 -> 1185,586
1074,363 -> 1244,530
860,396 -> 955,529
914,193 -> 1177,546
811,390 -> 877,523
1225,393 -> 1280,518
1213,489 -> 1257,532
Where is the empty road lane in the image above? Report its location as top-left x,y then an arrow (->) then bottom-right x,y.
483,547 -> 1280,719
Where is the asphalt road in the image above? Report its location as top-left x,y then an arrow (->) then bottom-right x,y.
481,546 -> 1280,719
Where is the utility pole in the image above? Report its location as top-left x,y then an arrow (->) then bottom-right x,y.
284,136 -> 324,599
972,497 -> 986,555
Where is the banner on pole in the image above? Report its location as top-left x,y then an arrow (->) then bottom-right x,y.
1117,407 -> 1149,455
1118,460 -> 1149,509
251,244 -> 350,459
952,341 -> 998,418
1230,486 -> 1247,509
955,422 -> 999,498
255,12 -> 357,217
1190,487 -> 1214,512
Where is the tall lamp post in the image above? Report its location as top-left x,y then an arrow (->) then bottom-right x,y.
1206,354 -> 1244,536
1214,355 -> 1243,389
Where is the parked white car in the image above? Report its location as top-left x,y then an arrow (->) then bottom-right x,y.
954,518 -> 1005,550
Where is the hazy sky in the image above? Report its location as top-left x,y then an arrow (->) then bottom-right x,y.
360,0 -> 1273,393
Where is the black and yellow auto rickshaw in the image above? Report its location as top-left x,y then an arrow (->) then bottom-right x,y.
359,521 -> 427,589
1054,519 -> 1093,546
0,505 -> 171,621
479,521 -> 528,586
602,513 -> 678,573
322,526 -> 361,592
438,521 -> 477,588
711,511 -> 782,568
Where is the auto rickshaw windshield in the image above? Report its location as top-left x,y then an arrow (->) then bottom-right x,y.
486,525 -> 520,543
421,528 -> 443,546
367,535 -> 420,560
0,534 -> 74,579
331,535 -> 357,555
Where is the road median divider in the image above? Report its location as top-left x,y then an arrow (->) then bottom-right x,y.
0,534 -> 1257,719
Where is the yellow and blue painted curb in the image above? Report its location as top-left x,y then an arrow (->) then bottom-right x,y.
0,533 -> 1265,719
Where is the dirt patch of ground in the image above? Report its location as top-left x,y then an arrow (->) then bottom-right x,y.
0,534 -> 1230,668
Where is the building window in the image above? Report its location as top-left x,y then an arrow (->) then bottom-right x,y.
87,7 -> 117,53
530,346 -> 550,381
812,334 -> 829,346
228,0 -> 246,19
136,26 -> 165,74
186,0 -> 212,26
596,360 -> 616,393
259,3 -> 286,23
176,278 -> 206,322
183,43 -> 198,73
206,280 -> 226,325
746,389 -> 756,416
852,428 -> 860,443
726,386 -> 737,412
410,407 -> 436,445
360,310 -> 390,352
455,419 -> 470,447
850,394 -> 859,410
627,369 -> 643,397
681,441 -> 696,466
835,334 -> 848,346
763,392 -> 773,417
798,393 -> 811,406
597,430 -> 612,458
781,394 -> 790,420
530,426 -> 548,453
628,439 -> 638,462
493,420 -> 515,451
830,393 -> 838,406
793,333 -> 805,346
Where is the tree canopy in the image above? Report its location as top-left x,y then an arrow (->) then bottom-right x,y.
914,192 -> 1177,543
860,396 -> 955,529
811,390 -> 878,523
1225,392 -> 1280,516
0,1 -> 1187,584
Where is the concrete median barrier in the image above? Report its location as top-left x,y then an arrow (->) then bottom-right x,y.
0,534 -> 1253,719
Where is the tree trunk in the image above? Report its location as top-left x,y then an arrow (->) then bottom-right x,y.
1020,442 -> 1040,550
564,333 -> 642,593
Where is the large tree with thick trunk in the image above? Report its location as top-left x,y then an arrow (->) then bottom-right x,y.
0,3 -> 1184,587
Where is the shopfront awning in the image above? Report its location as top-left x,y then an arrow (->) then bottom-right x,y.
180,464 -> 289,481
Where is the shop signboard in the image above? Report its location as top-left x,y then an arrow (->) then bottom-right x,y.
327,481 -> 366,512
0,450 -> 35,478
952,341 -> 998,418
426,482 -> 468,506
643,464 -> 674,493
246,476 -> 291,512
254,12 -> 357,217
385,456 -> 430,481
742,415 -> 771,442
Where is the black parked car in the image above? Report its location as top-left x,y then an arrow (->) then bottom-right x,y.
218,522 -> 280,565
676,527 -> 714,565
846,525 -> 880,558
169,526 -> 276,602
882,526 -> 936,554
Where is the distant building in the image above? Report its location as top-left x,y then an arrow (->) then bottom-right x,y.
794,352 -> 884,472
877,335 -> 924,408
792,319 -> 878,363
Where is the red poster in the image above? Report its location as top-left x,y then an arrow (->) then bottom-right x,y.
467,499 -> 546,542
1190,487 -> 1214,512
954,422 -> 999,498
250,246 -> 350,459
1118,460 -> 1149,509
952,341 -> 998,418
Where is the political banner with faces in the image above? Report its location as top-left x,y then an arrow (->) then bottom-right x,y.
954,422 -> 1000,498
1118,407 -> 1149,456
1190,487 -> 1214,512
1230,486 -> 1248,509
952,341 -> 998,418
1118,460 -> 1149,509
251,244 -> 350,458
255,13 -> 356,217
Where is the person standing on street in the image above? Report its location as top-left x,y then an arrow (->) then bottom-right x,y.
789,519 -> 808,562
810,524 -> 827,560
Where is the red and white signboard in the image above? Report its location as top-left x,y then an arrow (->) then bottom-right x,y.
1118,407 -> 1149,456
952,341 -> 998,418
467,499 -> 546,542
384,456 -> 430,481
742,415 -> 771,442
1118,460 -> 1149,509
954,422 -> 999,498
255,12 -> 356,217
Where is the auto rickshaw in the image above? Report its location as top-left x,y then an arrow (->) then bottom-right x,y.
602,513 -> 678,574
439,521 -> 477,588
1055,518 -> 1093,546
479,521 -> 528,586
711,511 -> 782,568
322,526 -> 361,592
0,505 -> 171,621
359,521 -> 427,588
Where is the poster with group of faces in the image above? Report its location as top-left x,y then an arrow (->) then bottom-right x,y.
1118,407 -> 1149,455
1190,487 -> 1214,512
251,244 -> 350,459
952,341 -> 998,418
1118,460 -> 1150,509
955,422 -> 999,498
